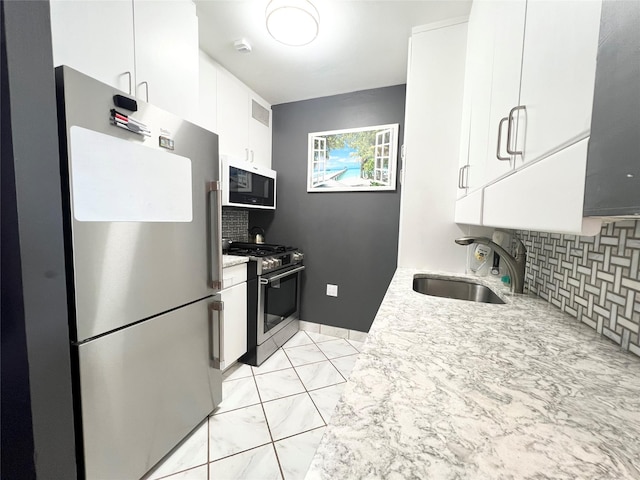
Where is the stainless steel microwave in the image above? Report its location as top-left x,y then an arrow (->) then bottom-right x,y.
221,157 -> 277,210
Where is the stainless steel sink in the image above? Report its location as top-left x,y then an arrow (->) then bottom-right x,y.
412,275 -> 505,304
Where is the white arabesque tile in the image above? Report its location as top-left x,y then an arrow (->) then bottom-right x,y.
262,393 -> 325,441
252,349 -> 292,375
309,383 -> 346,424
254,368 -> 305,402
216,376 -> 260,414
284,343 -> 326,367
316,338 -> 358,359
209,404 -> 271,461
295,361 -> 345,391
146,421 -> 208,480
330,354 -> 359,379
209,444 -> 281,480
274,427 -> 326,480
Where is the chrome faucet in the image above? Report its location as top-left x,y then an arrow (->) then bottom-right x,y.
455,235 -> 527,294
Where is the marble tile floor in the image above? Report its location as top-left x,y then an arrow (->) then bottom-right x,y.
143,331 -> 366,480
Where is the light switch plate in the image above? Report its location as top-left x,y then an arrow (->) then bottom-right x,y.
326,284 -> 338,297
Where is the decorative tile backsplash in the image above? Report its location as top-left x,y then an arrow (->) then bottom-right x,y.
222,208 -> 248,242
518,220 -> 640,358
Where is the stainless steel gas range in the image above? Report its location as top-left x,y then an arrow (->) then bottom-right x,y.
226,242 -> 305,366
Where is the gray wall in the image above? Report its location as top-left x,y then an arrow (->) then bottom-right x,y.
1,1 -> 77,478
251,86 -> 406,333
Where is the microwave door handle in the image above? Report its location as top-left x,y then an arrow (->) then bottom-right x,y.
264,266 -> 306,283
208,181 -> 223,291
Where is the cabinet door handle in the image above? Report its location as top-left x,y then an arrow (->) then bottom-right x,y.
245,148 -> 249,162
210,301 -> 225,370
124,71 -> 132,95
250,150 -> 254,163
139,81 -> 149,103
496,117 -> 510,161
459,165 -> 470,189
506,105 -> 526,156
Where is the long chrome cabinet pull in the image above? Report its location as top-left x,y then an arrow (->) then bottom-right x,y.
210,301 -> 225,370
458,165 -> 470,189
208,181 -> 223,291
506,105 -> 526,156
139,81 -> 149,102
123,71 -> 132,95
496,117 -> 510,161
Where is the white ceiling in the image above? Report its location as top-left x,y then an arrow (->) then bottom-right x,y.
196,1 -> 472,105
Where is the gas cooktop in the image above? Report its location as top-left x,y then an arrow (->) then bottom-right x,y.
226,242 -> 304,274
226,242 -> 295,258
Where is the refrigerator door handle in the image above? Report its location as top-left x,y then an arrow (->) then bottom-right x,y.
210,301 -> 225,370
208,181 -> 223,291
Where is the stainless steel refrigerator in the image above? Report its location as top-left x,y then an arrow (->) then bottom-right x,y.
55,66 -> 223,479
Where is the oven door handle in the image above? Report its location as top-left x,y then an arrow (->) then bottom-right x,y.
261,265 -> 306,284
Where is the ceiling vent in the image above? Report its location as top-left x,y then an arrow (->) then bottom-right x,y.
252,100 -> 270,127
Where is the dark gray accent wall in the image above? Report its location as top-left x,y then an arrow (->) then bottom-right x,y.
251,86 -> 406,332
1,1 -> 77,478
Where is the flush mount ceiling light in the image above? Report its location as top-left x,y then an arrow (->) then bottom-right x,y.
266,0 -> 320,47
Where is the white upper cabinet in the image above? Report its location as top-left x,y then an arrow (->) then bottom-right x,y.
455,0 -> 603,235
49,0 -> 199,120
50,0 -> 135,94
133,0 -> 198,120
515,0 -> 602,166
216,69 -> 272,168
457,1 -> 494,198
484,0 -> 526,181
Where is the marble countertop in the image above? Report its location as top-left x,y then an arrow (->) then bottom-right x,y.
306,268 -> 640,480
222,254 -> 249,268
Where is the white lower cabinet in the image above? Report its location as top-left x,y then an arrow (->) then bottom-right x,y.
215,264 -> 248,370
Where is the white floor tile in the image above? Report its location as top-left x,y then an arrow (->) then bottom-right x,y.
295,361 -> 345,391
223,362 -> 253,382
346,338 -> 366,352
146,422 -> 208,480
308,383 -> 346,424
254,368 -> 305,402
316,338 -> 358,359
283,343 -> 326,367
252,350 -> 293,375
216,376 -> 260,414
209,444 -> 281,480
282,331 -> 313,348
274,428 -> 326,480
305,331 -> 340,344
330,354 -> 359,379
161,464 -> 208,480
262,393 -> 325,441
209,404 -> 272,461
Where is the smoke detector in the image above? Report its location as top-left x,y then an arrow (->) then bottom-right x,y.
234,38 -> 252,54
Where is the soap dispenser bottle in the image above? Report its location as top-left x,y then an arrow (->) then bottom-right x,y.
468,244 -> 492,276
